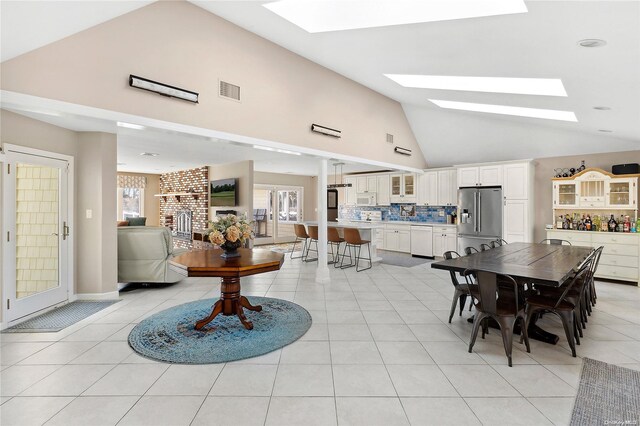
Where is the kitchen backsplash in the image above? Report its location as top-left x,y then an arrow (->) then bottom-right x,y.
339,204 -> 457,223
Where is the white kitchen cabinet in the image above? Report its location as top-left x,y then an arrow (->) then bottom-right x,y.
607,178 -> 637,209
553,181 -> 579,208
503,200 -> 529,243
437,169 -> 457,206
432,227 -> 457,257
417,171 -> 438,206
458,165 -> 503,187
377,175 -> 390,205
384,224 -> 410,253
410,226 -> 433,257
344,177 -> 356,205
356,176 -> 378,193
390,173 -> 416,203
504,163 -> 530,200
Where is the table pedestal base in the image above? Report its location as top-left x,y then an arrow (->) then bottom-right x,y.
195,277 -> 262,331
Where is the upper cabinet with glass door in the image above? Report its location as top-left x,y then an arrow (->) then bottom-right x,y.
390,173 -> 416,203
552,168 -> 638,210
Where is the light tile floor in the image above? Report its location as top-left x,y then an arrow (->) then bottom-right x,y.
2,255 -> 640,425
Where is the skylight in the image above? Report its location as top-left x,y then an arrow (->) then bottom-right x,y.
429,99 -> 578,122
386,75 -> 568,96
263,0 -> 528,33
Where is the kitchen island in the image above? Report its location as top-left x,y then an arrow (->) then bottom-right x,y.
304,221 -> 383,263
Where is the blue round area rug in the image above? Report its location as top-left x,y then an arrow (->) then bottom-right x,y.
128,297 -> 312,364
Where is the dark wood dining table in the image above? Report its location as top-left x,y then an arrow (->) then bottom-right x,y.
431,242 -> 593,343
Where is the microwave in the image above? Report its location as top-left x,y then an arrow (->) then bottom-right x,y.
356,193 -> 377,206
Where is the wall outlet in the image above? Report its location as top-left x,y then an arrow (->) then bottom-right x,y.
86,209 -> 92,219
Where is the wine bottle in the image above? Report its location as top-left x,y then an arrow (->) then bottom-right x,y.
585,215 -> 592,231
624,216 -> 631,233
608,215 -> 617,232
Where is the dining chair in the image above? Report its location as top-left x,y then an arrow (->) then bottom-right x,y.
304,225 -> 319,262
328,227 -> 345,267
464,246 -> 480,256
479,243 -> 492,251
489,241 -> 499,249
539,238 -> 572,246
495,238 -> 509,246
523,254 -> 594,357
340,228 -> 372,272
291,224 -> 310,260
443,251 -> 478,322
464,270 -> 529,367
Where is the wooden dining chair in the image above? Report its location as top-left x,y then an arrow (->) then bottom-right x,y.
328,227 -> 345,267
443,251 -> 478,322
464,270 -> 529,367
539,238 -> 572,246
304,225 -> 319,262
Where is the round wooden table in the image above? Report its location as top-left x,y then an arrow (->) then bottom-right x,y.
169,248 -> 284,330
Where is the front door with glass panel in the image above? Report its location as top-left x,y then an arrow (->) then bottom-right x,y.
3,150 -> 70,323
253,185 -> 303,245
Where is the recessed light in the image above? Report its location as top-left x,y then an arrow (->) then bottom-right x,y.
593,106 -> 611,111
577,39 -> 606,48
385,75 -> 567,96
140,152 -> 159,157
429,99 -> 578,122
598,129 -> 613,133
117,122 -> 145,130
264,0 -> 527,33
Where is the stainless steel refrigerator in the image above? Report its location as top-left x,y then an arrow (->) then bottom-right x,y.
457,186 -> 503,252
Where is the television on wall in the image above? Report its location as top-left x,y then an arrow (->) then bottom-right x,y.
210,178 -> 238,207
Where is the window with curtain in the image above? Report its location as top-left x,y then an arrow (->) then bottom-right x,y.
117,175 -> 146,220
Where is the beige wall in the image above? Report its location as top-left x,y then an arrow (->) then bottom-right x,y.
209,161 -> 254,220
534,150 -> 640,242
117,172 -> 161,226
1,1 -> 425,170
254,171 -> 318,221
77,132 -> 118,295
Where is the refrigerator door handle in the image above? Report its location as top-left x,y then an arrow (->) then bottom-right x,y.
473,191 -> 478,233
478,192 -> 482,234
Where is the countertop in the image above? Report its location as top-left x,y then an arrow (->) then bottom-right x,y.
305,221 -> 382,229
336,219 -> 457,228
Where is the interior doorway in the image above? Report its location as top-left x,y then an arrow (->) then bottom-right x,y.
2,145 -> 73,324
253,184 -> 304,245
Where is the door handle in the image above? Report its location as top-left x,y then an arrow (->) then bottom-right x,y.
63,222 -> 70,240
477,192 -> 482,234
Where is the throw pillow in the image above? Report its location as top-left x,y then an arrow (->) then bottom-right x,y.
126,216 -> 147,226
117,220 -> 129,227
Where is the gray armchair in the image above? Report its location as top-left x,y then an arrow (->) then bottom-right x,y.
117,226 -> 188,283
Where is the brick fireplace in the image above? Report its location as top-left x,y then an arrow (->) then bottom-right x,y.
159,166 -> 209,250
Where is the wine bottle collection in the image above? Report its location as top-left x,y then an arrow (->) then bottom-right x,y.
556,213 -> 638,233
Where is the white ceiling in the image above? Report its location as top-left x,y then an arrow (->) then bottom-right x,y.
2,1 -> 639,168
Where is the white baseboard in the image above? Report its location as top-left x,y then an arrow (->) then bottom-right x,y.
75,291 -> 120,300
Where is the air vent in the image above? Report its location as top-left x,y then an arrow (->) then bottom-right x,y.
386,133 -> 394,144
219,80 -> 241,101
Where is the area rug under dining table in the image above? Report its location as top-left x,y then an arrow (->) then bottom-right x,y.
128,296 -> 312,364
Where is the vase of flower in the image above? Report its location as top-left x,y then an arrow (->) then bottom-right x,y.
207,213 -> 254,259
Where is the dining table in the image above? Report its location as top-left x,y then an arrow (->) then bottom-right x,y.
431,242 -> 593,344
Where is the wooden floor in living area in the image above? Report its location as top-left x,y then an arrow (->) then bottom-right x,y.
1,256 -> 639,425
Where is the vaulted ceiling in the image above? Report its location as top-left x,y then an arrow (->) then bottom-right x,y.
2,1 -> 639,167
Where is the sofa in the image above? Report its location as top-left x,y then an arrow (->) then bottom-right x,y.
117,226 -> 188,283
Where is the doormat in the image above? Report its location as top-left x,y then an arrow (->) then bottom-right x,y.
570,358 -> 640,425
379,250 -> 433,268
3,300 -> 120,333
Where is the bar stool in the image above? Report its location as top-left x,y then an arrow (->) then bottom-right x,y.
304,225 -> 319,262
328,227 -> 345,267
340,228 -> 372,272
290,224 -> 310,260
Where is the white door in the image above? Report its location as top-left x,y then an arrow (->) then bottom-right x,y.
444,232 -> 458,253
366,176 -> 377,193
504,200 -> 528,243
504,163 -> 529,200
377,175 -> 390,205
418,172 -> 438,206
356,177 -> 368,193
398,231 -> 411,253
3,149 -> 71,323
479,165 -> 503,186
344,177 -> 357,205
433,233 -> 444,258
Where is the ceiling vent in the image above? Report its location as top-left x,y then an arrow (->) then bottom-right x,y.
219,80 -> 241,101
386,133 -> 394,144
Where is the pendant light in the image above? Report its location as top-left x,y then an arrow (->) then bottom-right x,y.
327,162 -> 353,188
